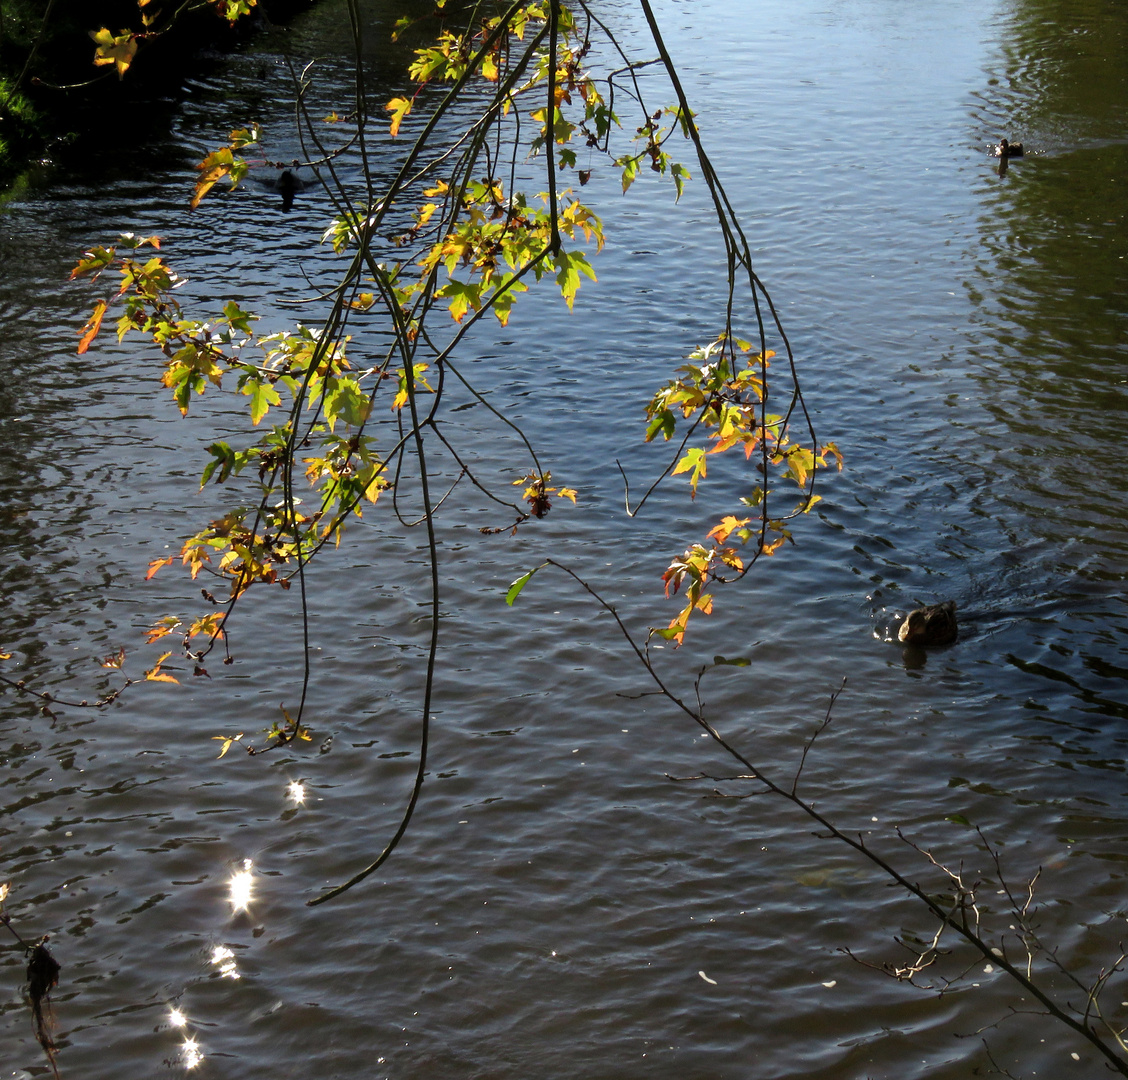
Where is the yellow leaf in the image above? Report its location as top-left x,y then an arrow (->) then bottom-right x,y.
89,28 -> 138,79
387,96 -> 412,137
101,646 -> 126,669
212,733 -> 244,759
188,613 -> 226,641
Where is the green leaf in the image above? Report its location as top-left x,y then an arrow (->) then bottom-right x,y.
946,814 -> 972,827
712,655 -> 751,667
645,409 -> 675,442
672,162 -> 690,201
505,565 -> 543,606
553,250 -> 597,311
436,278 -> 484,322
672,446 -> 707,495
243,379 -> 281,425
619,155 -> 640,193
323,377 -> 372,430
201,441 -> 236,487
223,300 -> 257,334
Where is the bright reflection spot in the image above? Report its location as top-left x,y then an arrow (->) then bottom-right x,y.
286,780 -> 305,804
169,1006 -> 187,1028
229,859 -> 253,911
210,945 -> 240,979
183,1038 -> 203,1069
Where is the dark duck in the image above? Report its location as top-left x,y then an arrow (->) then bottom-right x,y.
276,169 -> 302,212
995,138 -> 1024,158
898,602 -> 958,647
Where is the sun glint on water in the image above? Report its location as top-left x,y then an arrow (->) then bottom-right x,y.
229,859 -> 253,911
183,1037 -> 203,1069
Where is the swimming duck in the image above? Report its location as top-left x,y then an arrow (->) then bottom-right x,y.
995,139 -> 1024,158
276,169 -> 302,212
898,601 -> 957,647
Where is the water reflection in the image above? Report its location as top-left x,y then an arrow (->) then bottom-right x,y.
228,860 -> 254,913
962,0 -> 1128,761
181,1037 -> 203,1069
210,944 -> 240,979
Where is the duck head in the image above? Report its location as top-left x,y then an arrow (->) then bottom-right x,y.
897,601 -> 957,647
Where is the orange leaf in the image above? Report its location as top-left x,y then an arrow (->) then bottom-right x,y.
146,616 -> 181,643
146,556 -> 175,580
190,165 -> 230,210
77,299 -> 108,354
145,652 -> 180,683
706,515 -> 751,544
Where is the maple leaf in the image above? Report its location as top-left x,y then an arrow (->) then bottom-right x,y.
77,299 -> 107,354
90,28 -> 138,79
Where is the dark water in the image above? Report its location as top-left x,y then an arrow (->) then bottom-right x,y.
2,0 -> 1127,1077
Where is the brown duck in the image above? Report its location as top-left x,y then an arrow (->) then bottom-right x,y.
996,138 -> 1024,158
898,601 -> 957,646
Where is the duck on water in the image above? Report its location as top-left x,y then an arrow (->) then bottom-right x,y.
252,168 -> 306,211
898,602 -> 958,647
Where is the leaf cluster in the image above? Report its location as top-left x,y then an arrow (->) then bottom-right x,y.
644,334 -> 841,643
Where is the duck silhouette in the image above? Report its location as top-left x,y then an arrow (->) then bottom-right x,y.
276,169 -> 302,212
897,602 -> 957,647
995,138 -> 1024,158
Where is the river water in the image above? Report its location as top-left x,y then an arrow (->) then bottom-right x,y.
1,0 -> 1127,1077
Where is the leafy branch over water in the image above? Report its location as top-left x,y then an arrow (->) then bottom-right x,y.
66,0 -> 835,743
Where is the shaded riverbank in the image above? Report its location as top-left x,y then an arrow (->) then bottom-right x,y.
0,0 -> 318,187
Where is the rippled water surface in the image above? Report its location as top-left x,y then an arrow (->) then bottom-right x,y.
2,0 -> 1127,1077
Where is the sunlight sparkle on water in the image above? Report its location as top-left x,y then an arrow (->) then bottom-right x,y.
287,780 -> 305,804
211,945 -> 240,979
169,1006 -> 187,1028
229,859 -> 253,911
183,1038 -> 203,1069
